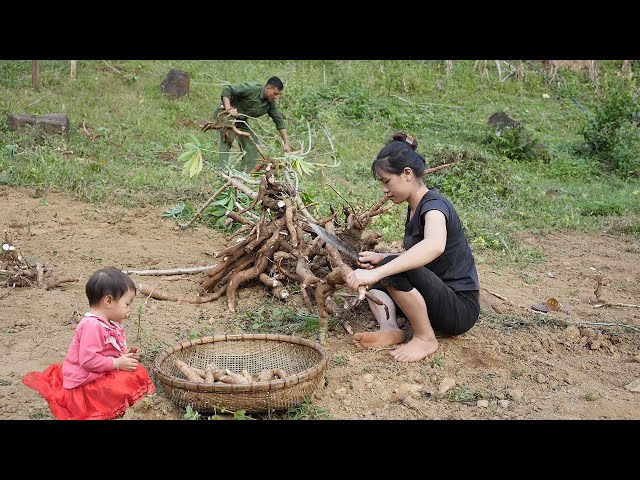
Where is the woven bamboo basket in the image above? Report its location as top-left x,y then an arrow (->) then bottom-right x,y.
153,334 -> 327,414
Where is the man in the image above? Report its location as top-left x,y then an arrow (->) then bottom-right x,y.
218,76 -> 291,171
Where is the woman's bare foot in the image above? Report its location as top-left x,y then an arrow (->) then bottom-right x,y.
390,336 -> 438,362
353,328 -> 405,349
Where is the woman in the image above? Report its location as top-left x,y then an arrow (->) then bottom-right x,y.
345,133 -> 480,362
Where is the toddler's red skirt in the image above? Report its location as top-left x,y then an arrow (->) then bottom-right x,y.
22,363 -> 156,420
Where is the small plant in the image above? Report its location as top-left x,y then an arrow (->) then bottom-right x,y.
281,399 -> 330,420
206,406 -> 255,420
331,355 -> 348,367
145,341 -> 166,357
134,305 -> 143,347
163,203 -> 195,220
178,134 -> 204,179
483,124 -> 547,162
430,356 -> 444,369
28,407 -> 54,419
448,386 -> 483,404
584,392 -> 597,402
186,330 -> 201,341
512,368 -> 528,379
183,405 -> 201,420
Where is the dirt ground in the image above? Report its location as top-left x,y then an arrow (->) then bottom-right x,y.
1,184 -> 639,420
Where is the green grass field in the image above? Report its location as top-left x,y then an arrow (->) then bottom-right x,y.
1,60 -> 639,266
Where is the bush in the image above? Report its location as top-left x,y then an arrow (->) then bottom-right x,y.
482,124 -> 549,163
580,81 -> 640,176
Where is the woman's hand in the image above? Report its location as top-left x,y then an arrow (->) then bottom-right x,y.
357,251 -> 386,269
345,268 -> 380,291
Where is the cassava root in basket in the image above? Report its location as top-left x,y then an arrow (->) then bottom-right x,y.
175,360 -> 289,384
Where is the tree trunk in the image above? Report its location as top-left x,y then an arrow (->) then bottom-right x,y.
32,60 -> 40,92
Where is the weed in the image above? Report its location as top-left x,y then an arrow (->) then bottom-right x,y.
331,355 -> 348,367
206,406 -> 255,420
28,407 -> 54,419
183,404 -> 201,420
512,368 -> 528,380
281,399 -> 330,420
430,356 -> 444,369
448,386 -> 483,404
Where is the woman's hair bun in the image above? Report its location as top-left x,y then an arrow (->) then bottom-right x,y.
392,132 -> 418,150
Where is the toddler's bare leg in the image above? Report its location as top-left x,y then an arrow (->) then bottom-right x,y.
353,289 -> 405,349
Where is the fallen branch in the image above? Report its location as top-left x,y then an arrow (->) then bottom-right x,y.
483,288 -> 555,314
178,181 -> 230,229
591,273 -> 638,309
124,266 -> 217,276
138,283 -> 225,304
45,277 -> 81,290
592,302 -> 640,309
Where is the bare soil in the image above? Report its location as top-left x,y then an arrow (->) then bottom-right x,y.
1,185 -> 639,420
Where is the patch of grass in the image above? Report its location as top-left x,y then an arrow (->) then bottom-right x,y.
279,399 -> 330,420
28,407 -> 54,419
482,312 -> 553,331
511,368 -> 528,380
448,385 -> 484,404
430,356 -> 444,369
331,355 -> 348,367
233,305 -> 338,339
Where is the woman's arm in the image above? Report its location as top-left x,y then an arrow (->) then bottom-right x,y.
376,210 -> 446,279
345,210 -> 447,290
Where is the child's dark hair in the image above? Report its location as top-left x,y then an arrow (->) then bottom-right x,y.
371,132 -> 426,179
85,267 -> 136,307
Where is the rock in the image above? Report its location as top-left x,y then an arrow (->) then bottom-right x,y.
362,373 -> 374,383
561,325 -> 581,341
398,383 -> 423,398
488,111 -> 519,132
334,387 -> 347,398
536,373 -> 548,384
160,68 -> 189,98
498,400 -> 510,408
506,388 -> 524,401
438,377 -> 456,394
8,113 -> 70,139
477,399 -> 489,408
624,378 -> 640,393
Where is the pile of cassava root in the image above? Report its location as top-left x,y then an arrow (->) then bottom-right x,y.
173,358 -> 287,384
135,164 -> 396,343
